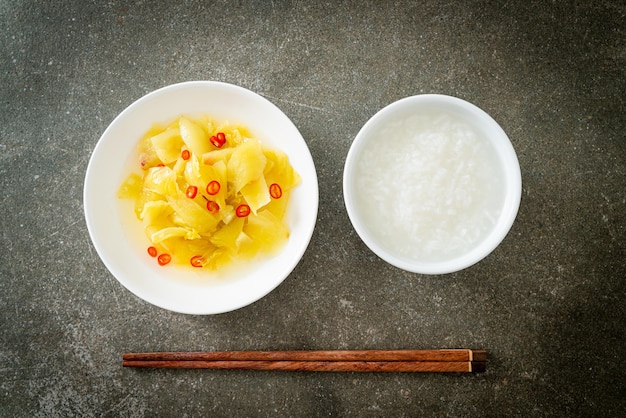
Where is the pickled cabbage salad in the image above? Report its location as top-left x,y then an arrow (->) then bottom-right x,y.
117,115 -> 300,270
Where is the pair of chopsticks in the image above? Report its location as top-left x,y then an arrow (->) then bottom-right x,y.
122,349 -> 486,373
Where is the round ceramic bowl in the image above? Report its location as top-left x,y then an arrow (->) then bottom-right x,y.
84,81 -> 318,314
343,94 -> 521,275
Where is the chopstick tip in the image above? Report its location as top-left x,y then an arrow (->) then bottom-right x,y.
471,361 -> 486,373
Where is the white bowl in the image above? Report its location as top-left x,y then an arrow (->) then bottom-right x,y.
84,81 -> 318,314
343,94 -> 521,274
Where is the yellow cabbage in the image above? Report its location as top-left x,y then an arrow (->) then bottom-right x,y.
117,115 -> 299,271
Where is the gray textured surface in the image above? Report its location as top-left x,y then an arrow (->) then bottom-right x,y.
1,1 -> 625,416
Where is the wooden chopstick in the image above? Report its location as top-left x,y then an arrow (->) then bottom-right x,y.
123,349 -> 485,362
122,360 -> 485,373
122,349 -> 486,373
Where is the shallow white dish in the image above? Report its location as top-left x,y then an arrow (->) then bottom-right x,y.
343,94 -> 521,274
84,81 -> 318,314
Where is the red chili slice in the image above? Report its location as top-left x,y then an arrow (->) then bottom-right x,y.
157,253 -> 171,266
190,255 -> 205,268
147,246 -> 158,257
269,183 -> 283,199
206,180 -> 220,195
210,132 -> 226,148
206,200 -> 220,214
235,204 -> 251,218
186,185 -> 198,199
181,149 -> 190,160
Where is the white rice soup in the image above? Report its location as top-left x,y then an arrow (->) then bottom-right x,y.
354,109 -> 506,263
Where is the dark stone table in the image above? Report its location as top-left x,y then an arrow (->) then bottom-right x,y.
1,1 -> 624,416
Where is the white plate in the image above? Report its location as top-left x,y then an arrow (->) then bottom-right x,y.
84,81 -> 318,314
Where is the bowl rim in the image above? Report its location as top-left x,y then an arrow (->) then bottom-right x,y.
343,94 -> 521,274
84,80 -> 319,314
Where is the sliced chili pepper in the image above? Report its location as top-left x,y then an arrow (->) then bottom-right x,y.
147,246 -> 158,257
186,185 -> 198,199
236,204 -> 251,218
269,183 -> 283,199
206,180 -> 220,195
190,255 -> 205,268
206,200 -> 220,214
157,253 -> 171,266
181,149 -> 191,160
210,132 -> 226,148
